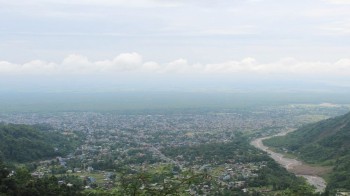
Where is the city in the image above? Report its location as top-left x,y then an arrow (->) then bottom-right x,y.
1,104 -> 348,195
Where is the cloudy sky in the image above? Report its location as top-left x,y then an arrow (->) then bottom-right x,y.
1,0 -> 350,92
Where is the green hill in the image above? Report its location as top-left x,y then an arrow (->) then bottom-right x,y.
0,123 -> 80,163
264,112 -> 350,191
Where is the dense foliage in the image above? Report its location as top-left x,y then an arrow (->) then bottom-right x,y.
327,155 -> 350,191
0,123 -> 81,163
249,159 -> 311,192
264,112 -> 350,192
0,160 -> 83,196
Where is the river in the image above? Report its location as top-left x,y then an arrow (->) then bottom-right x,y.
250,133 -> 327,193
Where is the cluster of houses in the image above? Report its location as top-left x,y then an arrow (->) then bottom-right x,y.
4,105 -> 348,193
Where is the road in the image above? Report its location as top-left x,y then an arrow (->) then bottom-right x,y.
250,132 -> 327,193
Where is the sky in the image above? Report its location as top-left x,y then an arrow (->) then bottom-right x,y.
1,0 -> 350,92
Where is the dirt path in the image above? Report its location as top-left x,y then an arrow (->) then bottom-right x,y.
251,133 -> 327,193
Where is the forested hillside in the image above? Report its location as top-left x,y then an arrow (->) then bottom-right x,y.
264,112 -> 350,191
0,160 -> 83,196
0,123 -> 80,162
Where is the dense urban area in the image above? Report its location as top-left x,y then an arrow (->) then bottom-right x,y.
1,104 -> 349,195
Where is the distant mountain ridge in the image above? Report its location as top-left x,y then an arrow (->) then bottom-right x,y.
264,111 -> 350,191
0,123 -> 80,163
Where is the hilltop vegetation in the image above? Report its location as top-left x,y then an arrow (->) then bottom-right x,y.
264,112 -> 350,191
0,123 -> 81,163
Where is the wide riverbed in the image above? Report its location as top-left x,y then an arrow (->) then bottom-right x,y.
250,133 -> 327,193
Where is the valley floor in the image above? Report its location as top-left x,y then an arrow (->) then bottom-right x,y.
251,132 -> 328,193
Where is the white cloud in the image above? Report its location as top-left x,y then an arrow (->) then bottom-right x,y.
142,61 -> 161,72
162,59 -> 192,73
101,53 -> 144,72
0,61 -> 20,73
61,54 -> 94,73
22,60 -> 56,74
0,53 -> 350,76
113,53 -> 143,66
62,54 -> 90,65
